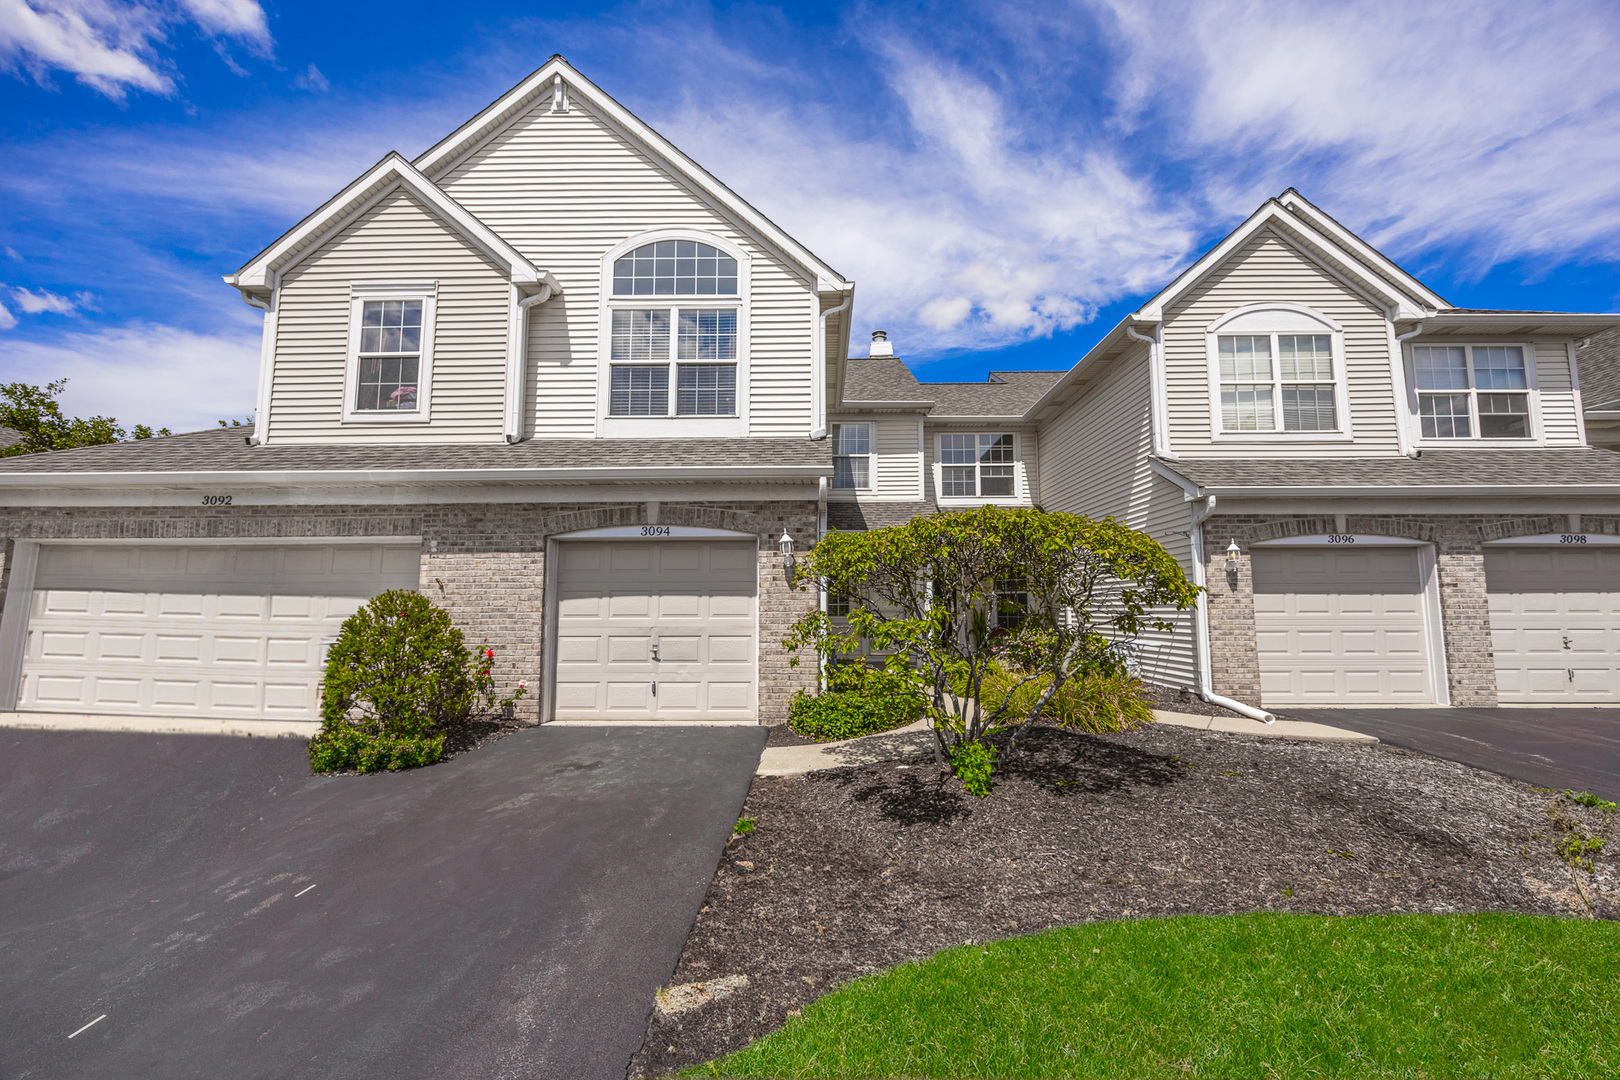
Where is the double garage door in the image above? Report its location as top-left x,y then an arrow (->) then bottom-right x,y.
13,542 -> 421,721
552,539 -> 757,720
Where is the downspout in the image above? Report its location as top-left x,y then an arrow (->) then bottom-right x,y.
1189,493 -> 1276,723
813,294 -> 853,440
1126,322 -> 1177,460
238,276 -> 277,447
817,475 -> 829,691
507,279 -> 558,444
1390,314 -> 1429,458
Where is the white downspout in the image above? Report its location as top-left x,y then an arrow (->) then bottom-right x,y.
1189,493 -> 1275,723
507,279 -> 558,444
1126,322 -> 1177,460
239,274 -> 277,446
813,294 -> 853,440
817,475 -> 829,690
1390,314 -> 1428,458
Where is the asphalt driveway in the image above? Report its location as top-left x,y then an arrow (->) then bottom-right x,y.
0,723 -> 765,1080
1280,706 -> 1620,801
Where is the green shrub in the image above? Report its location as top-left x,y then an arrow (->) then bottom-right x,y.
950,738 -> 998,798
308,589 -> 522,774
789,665 -> 928,742
979,660 -> 1154,734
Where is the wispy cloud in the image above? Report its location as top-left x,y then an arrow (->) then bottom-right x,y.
6,285 -> 92,315
292,61 -> 326,92
0,0 -> 271,98
0,299 -> 15,330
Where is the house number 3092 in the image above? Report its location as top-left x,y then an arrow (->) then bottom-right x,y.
201,494 -> 234,506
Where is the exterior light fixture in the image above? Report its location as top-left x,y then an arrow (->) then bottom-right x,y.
1224,539 -> 1241,580
779,530 -> 797,585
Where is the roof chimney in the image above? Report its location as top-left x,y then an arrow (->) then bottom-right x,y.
869,329 -> 893,358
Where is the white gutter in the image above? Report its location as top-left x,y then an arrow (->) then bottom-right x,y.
1188,493 -> 1275,723
238,272 -> 278,446
0,464 -> 832,489
814,294 -> 853,439
506,275 -> 562,444
1125,321 -> 1176,460
1390,315 -> 1428,457
1197,482 -> 1620,499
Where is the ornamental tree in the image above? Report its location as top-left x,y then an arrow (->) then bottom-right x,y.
782,506 -> 1199,792
0,379 -> 171,456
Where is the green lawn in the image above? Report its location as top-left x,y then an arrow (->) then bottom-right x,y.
691,913 -> 1620,1079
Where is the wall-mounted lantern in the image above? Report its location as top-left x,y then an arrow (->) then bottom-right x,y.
779,530 -> 797,585
1224,539 -> 1241,585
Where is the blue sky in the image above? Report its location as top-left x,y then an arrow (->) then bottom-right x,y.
4,0 -> 1620,432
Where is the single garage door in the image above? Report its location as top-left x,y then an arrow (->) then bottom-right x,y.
1252,546 -> 1434,704
1487,546 -> 1620,701
553,539 -> 756,720
16,542 -> 420,720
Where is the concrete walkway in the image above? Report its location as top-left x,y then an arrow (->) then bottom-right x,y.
756,709 -> 1376,775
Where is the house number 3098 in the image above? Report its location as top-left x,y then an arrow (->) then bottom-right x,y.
201,494 -> 234,506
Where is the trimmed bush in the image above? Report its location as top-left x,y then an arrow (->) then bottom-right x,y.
978,660 -> 1154,734
789,665 -> 927,742
308,589 -> 521,773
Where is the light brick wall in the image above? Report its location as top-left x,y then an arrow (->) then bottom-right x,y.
0,498 -> 819,723
1202,512 -> 1599,709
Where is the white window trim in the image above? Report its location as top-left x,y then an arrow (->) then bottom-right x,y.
596,230 -> 751,438
1204,303 -> 1352,442
1404,340 -> 1542,447
933,431 -> 1025,506
343,281 -> 437,424
830,421 -> 874,493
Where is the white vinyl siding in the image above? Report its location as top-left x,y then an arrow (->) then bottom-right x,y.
270,188 -> 510,443
827,415 -> 924,500
1163,229 -> 1399,457
1035,351 -> 1196,689
430,95 -> 817,438
924,426 -> 1039,505
1534,341 -> 1583,445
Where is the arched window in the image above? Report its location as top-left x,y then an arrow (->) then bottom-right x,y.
613,240 -> 737,296
1205,304 -> 1346,435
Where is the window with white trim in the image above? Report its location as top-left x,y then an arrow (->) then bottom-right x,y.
346,287 -> 434,419
608,241 -> 740,417
940,434 -> 1015,497
1412,344 -> 1532,440
1217,333 -> 1338,432
832,423 -> 872,490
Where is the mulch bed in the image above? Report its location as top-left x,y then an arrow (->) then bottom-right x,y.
630,724 -> 1619,1077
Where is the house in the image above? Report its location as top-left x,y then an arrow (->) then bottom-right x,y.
0,56 -> 850,726
832,193 -> 1620,712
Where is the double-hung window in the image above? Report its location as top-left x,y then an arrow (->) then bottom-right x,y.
831,423 -> 872,490
346,285 -> 434,420
1217,333 -> 1338,432
940,434 -> 1016,498
1412,344 -> 1532,440
608,240 -> 740,417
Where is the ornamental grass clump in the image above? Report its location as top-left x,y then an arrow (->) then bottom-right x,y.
978,659 -> 1154,734
308,589 -> 524,773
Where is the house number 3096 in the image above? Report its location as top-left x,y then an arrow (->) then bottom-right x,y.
201,494 -> 234,506
1327,534 -> 1355,544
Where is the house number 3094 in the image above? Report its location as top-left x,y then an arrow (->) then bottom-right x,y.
201,494 -> 234,506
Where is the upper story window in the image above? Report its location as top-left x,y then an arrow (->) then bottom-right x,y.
1412,344 -> 1532,440
940,433 -> 1015,497
832,423 -> 872,489
345,284 -> 435,422
1217,333 -> 1337,432
606,239 -> 741,419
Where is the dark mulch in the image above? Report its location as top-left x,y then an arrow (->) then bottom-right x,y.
1141,682 -> 1249,718
630,724 -> 1619,1077
763,723 -> 819,748
440,717 -> 529,759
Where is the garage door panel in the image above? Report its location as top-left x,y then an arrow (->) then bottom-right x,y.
1253,547 -> 1433,706
608,594 -> 651,618
658,594 -> 701,618
605,682 -> 651,710
1487,547 -> 1620,702
607,635 -> 651,663
709,593 -> 753,618
154,680 -> 202,707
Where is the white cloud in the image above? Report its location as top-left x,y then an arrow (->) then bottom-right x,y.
0,321 -> 259,430
292,61 -> 327,92
0,0 -> 270,98
0,300 -> 15,330
8,285 -> 91,315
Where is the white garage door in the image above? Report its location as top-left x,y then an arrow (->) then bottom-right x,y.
1487,546 -> 1620,701
553,540 -> 756,720
1252,546 -> 1434,705
17,543 -> 421,720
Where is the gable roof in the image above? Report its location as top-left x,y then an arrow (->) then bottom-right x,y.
226,152 -> 546,294
411,55 -> 852,293
839,360 -> 1062,418
1275,190 -> 1450,310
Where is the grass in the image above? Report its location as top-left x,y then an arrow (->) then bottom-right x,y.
689,913 -> 1620,1078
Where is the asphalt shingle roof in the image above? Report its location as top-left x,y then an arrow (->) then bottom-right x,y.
841,360 -> 1063,417
0,425 -> 22,450
1578,327 -> 1620,410
0,426 -> 831,474
826,500 -> 936,531
1168,448 -> 1620,489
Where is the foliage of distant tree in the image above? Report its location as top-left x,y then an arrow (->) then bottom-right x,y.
0,379 -> 171,456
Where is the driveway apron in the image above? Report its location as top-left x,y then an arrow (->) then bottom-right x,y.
0,724 -> 764,1080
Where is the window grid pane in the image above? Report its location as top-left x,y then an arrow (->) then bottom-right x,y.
1278,335 -> 1333,381
612,240 -> 739,296
677,309 -> 737,360
980,465 -> 1015,496
833,456 -> 869,489
941,465 -> 976,497
1217,335 -> 1273,383
609,365 -> 669,416
1472,346 -> 1528,390
940,434 -> 977,465
1281,385 -> 1336,432
358,299 -> 423,355
1221,386 -> 1274,431
611,309 -> 670,363
675,363 -> 736,415
1478,392 -> 1530,438
1419,393 -> 1471,438
356,356 -> 420,411
978,434 -> 1015,463
1414,346 -> 1469,390
833,423 -> 870,456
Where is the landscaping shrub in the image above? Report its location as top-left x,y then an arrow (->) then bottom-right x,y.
789,665 -> 927,742
978,659 -> 1154,734
308,589 -> 523,773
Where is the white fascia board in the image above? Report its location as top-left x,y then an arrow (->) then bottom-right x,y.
1276,191 -> 1450,309
1022,318 -> 1144,419
0,464 -> 832,489
1135,201 -> 1430,323
411,57 -> 852,293
1425,312 -> 1620,334
923,415 -> 1033,424
840,399 -> 935,410
1148,458 -> 1202,499
1195,483 -> 1620,498
228,153 -> 542,290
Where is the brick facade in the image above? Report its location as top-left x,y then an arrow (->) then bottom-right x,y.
1203,512 -> 1612,709
0,498 -> 819,724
